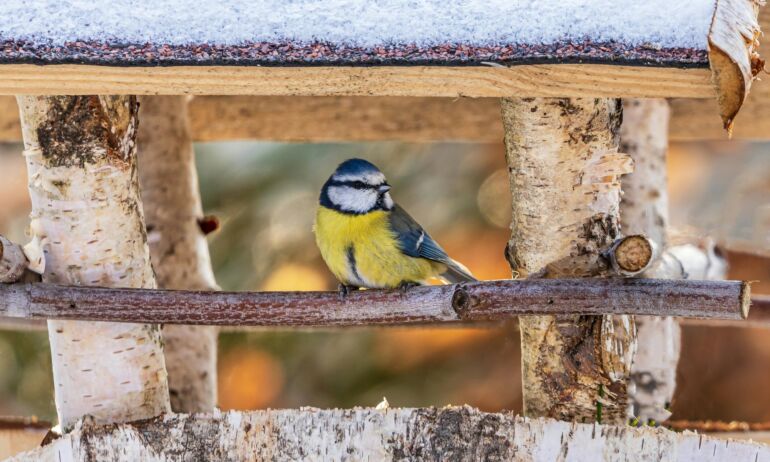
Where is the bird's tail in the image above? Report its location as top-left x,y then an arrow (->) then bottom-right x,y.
440,259 -> 477,283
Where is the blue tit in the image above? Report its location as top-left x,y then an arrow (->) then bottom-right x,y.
314,158 -> 476,290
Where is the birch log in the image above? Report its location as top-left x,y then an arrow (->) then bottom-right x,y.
501,98 -> 635,424
15,96 -> 170,430
10,407 -> 770,462
137,96 -> 218,413
620,99 -> 677,423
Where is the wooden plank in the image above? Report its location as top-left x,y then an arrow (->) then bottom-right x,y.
0,64 -> 713,97
2,93 -> 767,142
0,279 -> 750,327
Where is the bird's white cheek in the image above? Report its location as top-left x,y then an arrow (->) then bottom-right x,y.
328,186 -> 378,213
383,192 -> 394,210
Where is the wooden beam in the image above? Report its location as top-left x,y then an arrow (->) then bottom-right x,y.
1,89 -> 769,143
0,278 -> 750,327
0,64 -> 712,97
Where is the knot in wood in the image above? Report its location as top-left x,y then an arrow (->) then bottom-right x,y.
451,286 -> 471,319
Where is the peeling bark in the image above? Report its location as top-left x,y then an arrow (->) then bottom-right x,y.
15,96 -> 170,430
137,96 -> 218,414
708,0 -> 764,133
501,97 -> 635,424
9,407 -> 770,462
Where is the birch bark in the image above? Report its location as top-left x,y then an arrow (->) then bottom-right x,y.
9,407 -> 770,462
501,97 -> 636,424
15,95 -> 170,430
620,99 -> 728,422
137,95 -> 219,413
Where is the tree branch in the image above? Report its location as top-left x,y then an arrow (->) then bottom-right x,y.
0,279 -> 750,327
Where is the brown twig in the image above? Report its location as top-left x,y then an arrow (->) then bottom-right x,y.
0,279 -> 750,327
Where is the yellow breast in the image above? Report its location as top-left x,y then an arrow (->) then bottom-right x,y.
314,206 -> 442,288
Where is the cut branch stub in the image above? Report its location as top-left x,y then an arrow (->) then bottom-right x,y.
607,235 -> 656,276
708,0 -> 764,133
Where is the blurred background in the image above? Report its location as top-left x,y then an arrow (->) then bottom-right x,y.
0,119 -> 768,424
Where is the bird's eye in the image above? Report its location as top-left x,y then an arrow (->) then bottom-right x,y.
351,181 -> 368,189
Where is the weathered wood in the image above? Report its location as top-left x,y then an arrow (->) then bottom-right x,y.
9,407 -> 770,462
707,0 -> 764,132
502,97 -> 635,424
0,64 -> 713,97
137,96 -> 219,414
0,279 -> 750,326
15,95 -> 170,430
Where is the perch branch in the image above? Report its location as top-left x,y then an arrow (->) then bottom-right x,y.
0,279 -> 750,326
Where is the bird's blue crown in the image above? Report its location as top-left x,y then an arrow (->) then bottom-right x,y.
332,158 -> 382,177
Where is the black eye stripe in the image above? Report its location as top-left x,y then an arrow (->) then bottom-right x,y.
330,180 -> 374,190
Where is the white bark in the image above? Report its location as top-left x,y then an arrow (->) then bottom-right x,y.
15,95 -> 170,430
501,97 -> 635,423
620,99 -> 677,424
9,407 -> 770,462
137,95 -> 218,413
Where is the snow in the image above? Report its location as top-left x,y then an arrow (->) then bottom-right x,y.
0,0 -> 715,49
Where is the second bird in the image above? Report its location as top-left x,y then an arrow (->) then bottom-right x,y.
314,158 -> 476,291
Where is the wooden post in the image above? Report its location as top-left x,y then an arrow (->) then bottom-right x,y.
137,96 -> 219,413
15,96 -> 170,430
620,99 -> 728,423
501,97 -> 635,423
620,99 -> 676,423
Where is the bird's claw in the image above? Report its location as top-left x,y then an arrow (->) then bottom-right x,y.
398,281 -> 419,294
338,284 -> 358,297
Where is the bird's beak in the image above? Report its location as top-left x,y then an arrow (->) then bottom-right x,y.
378,184 -> 391,193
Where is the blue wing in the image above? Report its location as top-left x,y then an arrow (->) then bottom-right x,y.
389,205 -> 449,262
388,205 -> 476,283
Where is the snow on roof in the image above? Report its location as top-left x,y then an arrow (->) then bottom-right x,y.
0,0 -> 715,66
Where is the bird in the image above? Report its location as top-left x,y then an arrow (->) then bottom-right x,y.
314,158 -> 476,292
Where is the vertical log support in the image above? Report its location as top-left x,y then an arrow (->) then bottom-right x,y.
501,98 -> 635,423
15,96 -> 170,430
137,96 -> 219,413
619,99 -> 676,423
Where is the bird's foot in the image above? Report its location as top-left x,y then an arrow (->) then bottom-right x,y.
397,281 -> 419,294
338,284 -> 359,297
